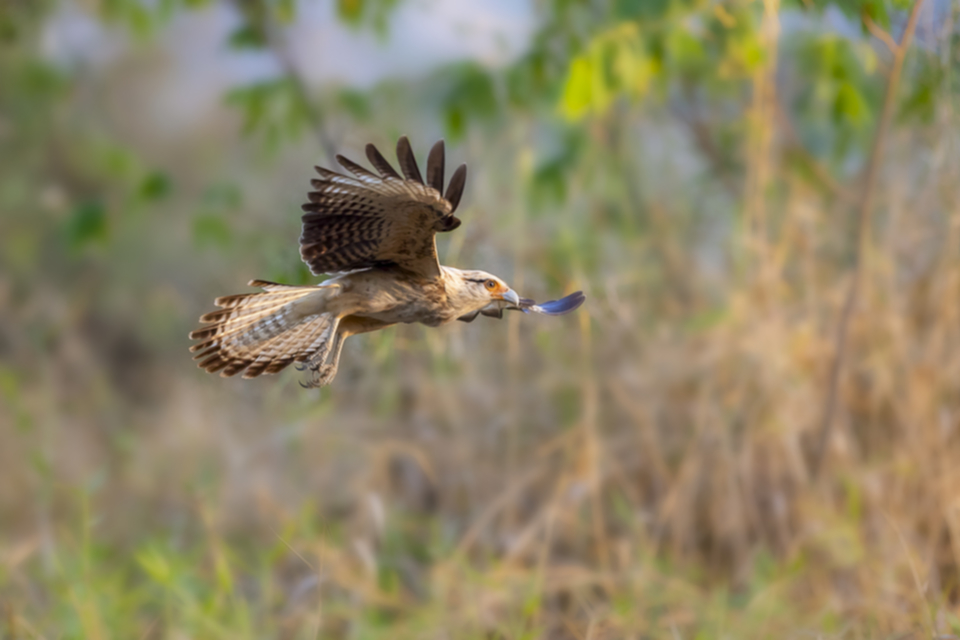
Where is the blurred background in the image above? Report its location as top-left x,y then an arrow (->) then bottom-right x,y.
2,0 -> 959,637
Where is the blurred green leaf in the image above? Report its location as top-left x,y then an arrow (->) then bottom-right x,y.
94,143 -> 139,181
137,546 -> 173,587
532,157 -> 570,206
0,366 -> 19,401
338,88 -> 372,121
899,58 -> 941,124
20,61 -> 66,98
336,0 -> 400,33
615,0 -> 669,20
0,12 -> 18,44
138,172 -> 172,201
530,130 -> 583,210
276,0 -> 296,24
439,63 -> 498,141
793,0 -> 892,29
559,22 -> 653,120
30,449 -> 52,481
445,107 -> 464,140
665,24 -> 705,73
66,201 -> 108,251
338,0 -> 364,23
560,55 -> 593,120
99,0 -> 157,38
225,78 -> 313,149
793,31 -> 880,161
5,227 -> 41,270
859,0 -> 891,29
202,183 -> 242,209
506,49 -> 556,109
227,24 -> 267,49
834,82 -> 869,126
722,33 -> 765,77
192,214 -> 232,250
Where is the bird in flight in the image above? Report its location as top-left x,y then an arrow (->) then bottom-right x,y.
189,136 -> 585,387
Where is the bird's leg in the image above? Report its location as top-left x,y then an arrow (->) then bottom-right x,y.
303,333 -> 334,371
300,326 -> 347,388
312,330 -> 347,387
297,316 -> 387,389
290,316 -> 338,387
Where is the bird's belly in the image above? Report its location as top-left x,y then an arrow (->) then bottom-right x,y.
360,301 -> 453,327
332,269 -> 453,327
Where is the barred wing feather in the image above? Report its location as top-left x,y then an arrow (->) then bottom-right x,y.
299,136 -> 467,279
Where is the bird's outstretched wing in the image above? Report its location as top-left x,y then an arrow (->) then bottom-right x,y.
457,291 -> 586,322
300,136 -> 467,280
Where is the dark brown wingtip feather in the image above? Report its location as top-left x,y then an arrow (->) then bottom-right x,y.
242,359 -> 270,379
189,326 -> 217,341
438,216 -> 461,233
264,358 -> 295,375
199,309 -> 230,323
426,140 -> 445,193
192,345 -> 220,360
214,293 -> 251,307
395,136 -> 424,184
198,353 -> 230,374
365,143 -> 401,179
220,361 -> 248,377
336,154 -> 378,180
445,163 -> 467,212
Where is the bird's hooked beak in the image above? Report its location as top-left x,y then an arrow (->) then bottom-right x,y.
498,288 -> 520,306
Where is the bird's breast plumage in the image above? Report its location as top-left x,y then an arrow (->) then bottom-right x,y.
327,267 -> 459,327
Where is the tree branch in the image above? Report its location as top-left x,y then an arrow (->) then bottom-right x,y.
863,13 -> 901,56
811,0 -> 926,479
265,26 -> 338,164
228,0 -> 337,163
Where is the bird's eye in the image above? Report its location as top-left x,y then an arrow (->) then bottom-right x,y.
485,280 -> 497,290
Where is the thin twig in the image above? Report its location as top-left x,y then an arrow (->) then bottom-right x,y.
863,13 -> 901,56
882,511 -> 938,636
228,0 -> 337,162
269,524 -> 317,571
811,0 -> 926,479
266,30 -> 338,163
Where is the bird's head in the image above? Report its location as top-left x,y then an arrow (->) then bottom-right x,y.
449,269 -> 520,312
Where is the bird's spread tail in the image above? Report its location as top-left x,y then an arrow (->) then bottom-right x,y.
189,280 -> 340,379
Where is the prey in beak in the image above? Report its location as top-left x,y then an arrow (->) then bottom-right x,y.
459,289 -> 585,323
